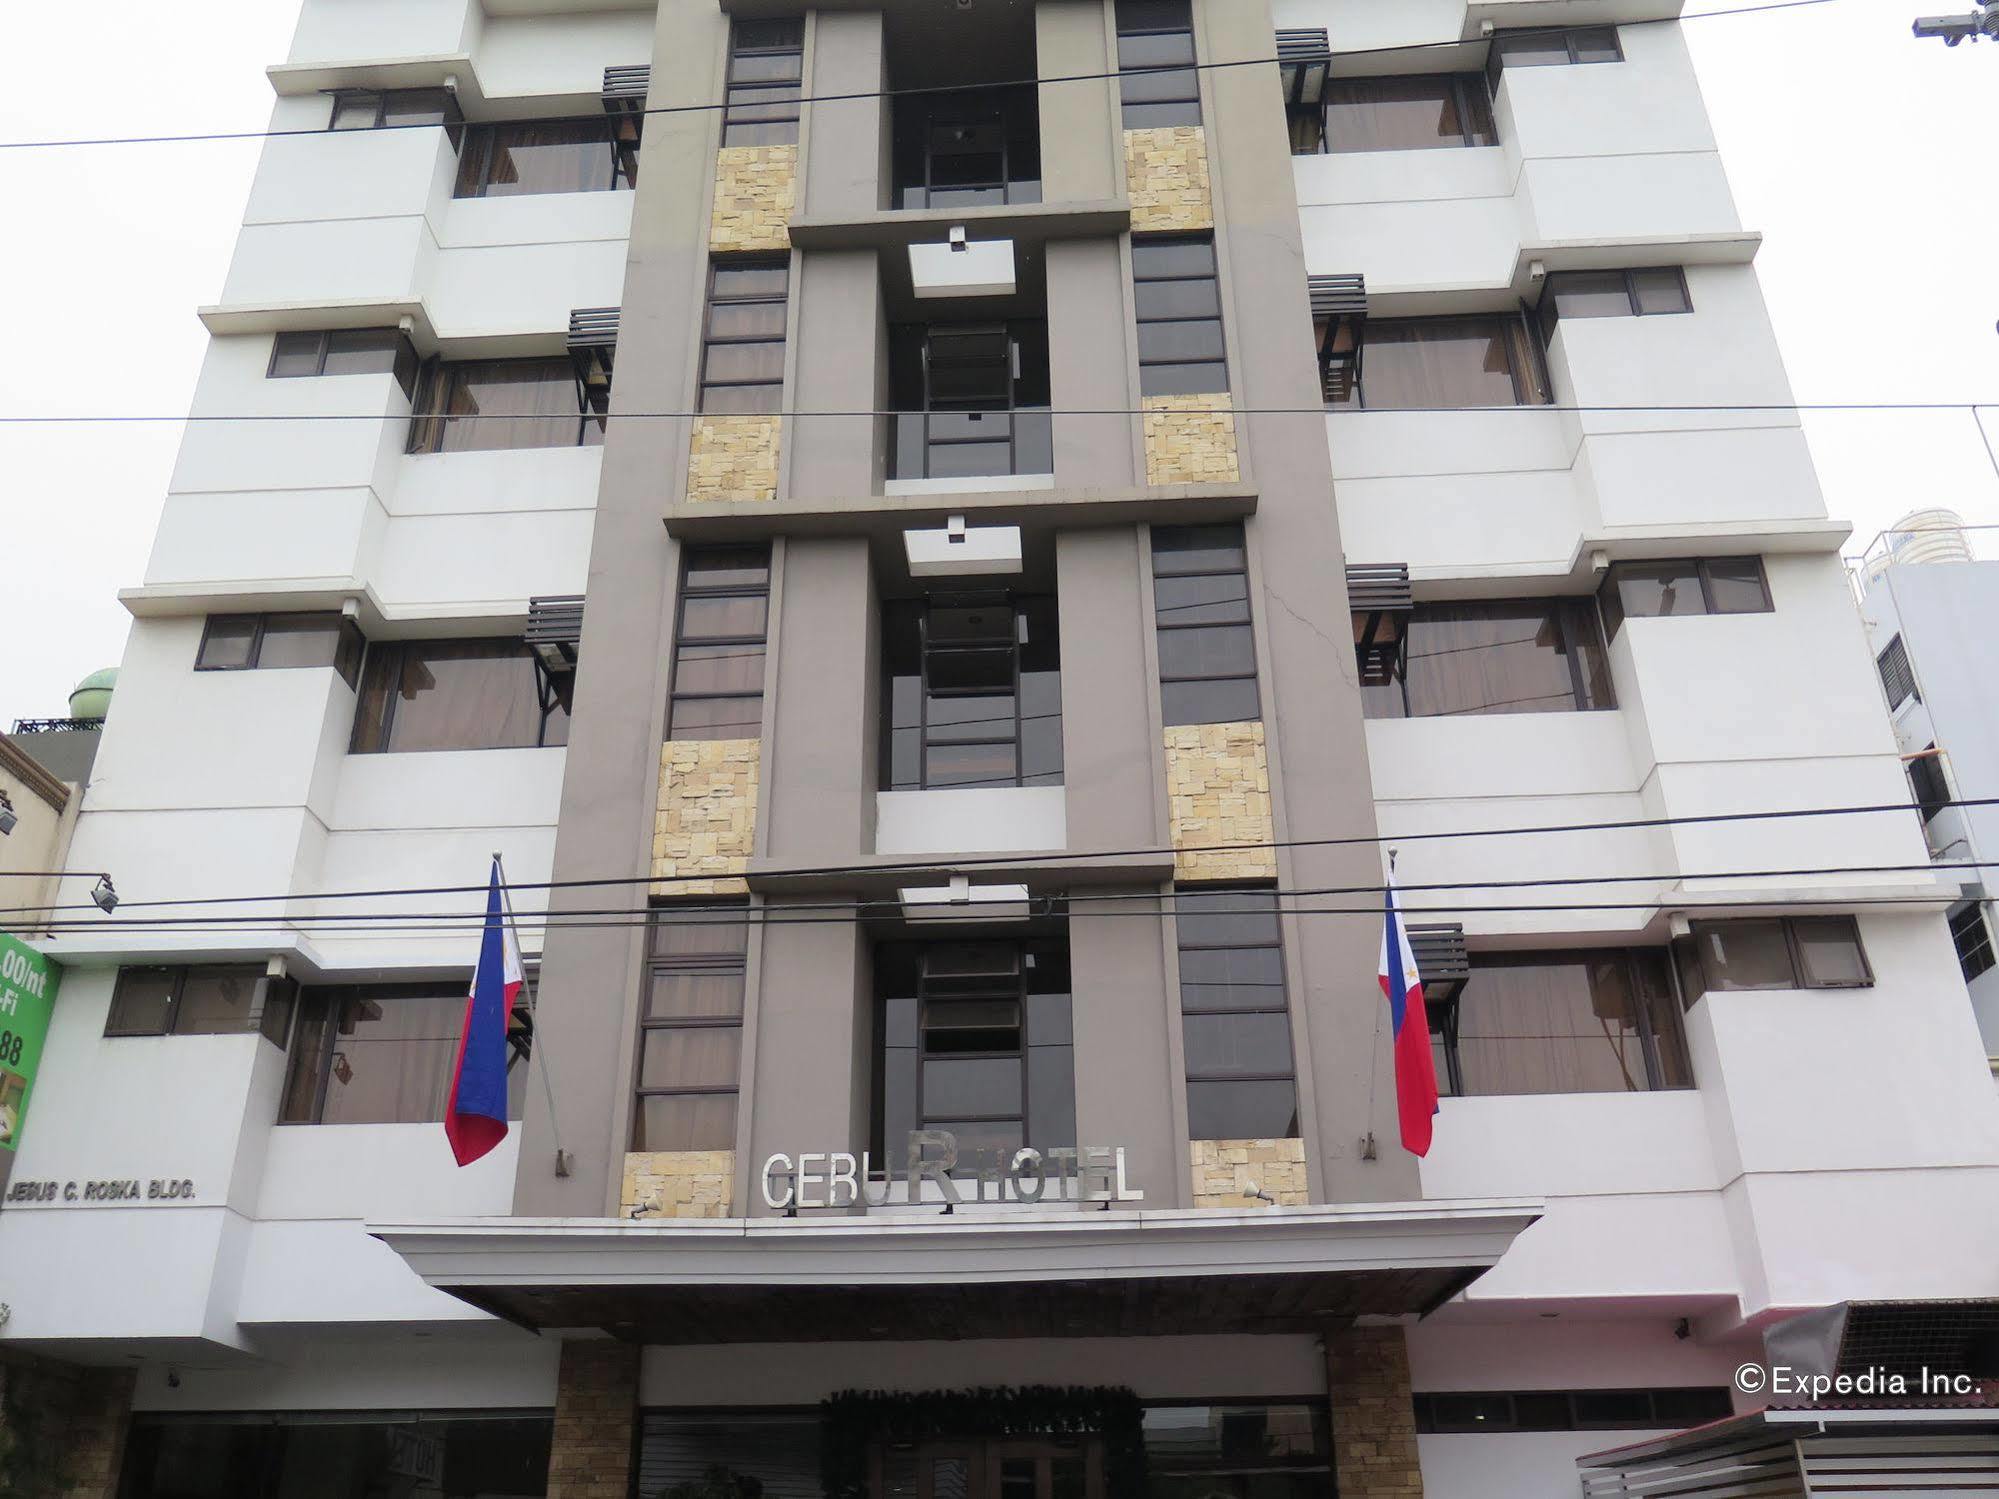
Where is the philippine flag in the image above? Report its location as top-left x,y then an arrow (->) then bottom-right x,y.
1378,870 -> 1440,1157
445,858 -> 522,1167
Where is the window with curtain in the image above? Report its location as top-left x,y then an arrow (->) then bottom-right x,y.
1152,523 -> 1260,726
1361,600 -> 1614,719
1116,0 -> 1202,128
723,18 -> 805,146
1316,74 -> 1496,153
1330,314 -> 1550,409
104,965 -> 283,1040
1175,888 -> 1298,1141
407,358 -> 601,454
1433,950 -> 1689,1097
632,903 -> 749,1152
1133,235 -> 1228,397
1596,556 -> 1770,635
874,939 -> 1076,1167
698,258 -> 790,414
350,639 -> 568,753
280,982 -> 529,1126
667,546 -> 772,741
454,118 -> 637,198
1673,917 -> 1872,1002
196,611 -> 365,687
882,593 -> 1063,791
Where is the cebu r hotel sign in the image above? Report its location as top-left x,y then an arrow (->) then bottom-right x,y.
762,1130 -> 1144,1211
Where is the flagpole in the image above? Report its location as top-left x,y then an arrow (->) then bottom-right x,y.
494,851 -> 573,1178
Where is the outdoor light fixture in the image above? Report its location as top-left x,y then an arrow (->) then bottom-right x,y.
90,875 -> 119,914
0,791 -> 15,836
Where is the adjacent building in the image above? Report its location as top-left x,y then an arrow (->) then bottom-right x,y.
3,4 -> 1997,1498
1857,509 -> 1999,1049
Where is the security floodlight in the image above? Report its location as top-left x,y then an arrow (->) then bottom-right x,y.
1912,10 -> 1996,42
90,875 -> 119,913
0,791 -> 15,836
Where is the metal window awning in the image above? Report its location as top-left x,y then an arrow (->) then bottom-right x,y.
1310,273 -> 1366,404
372,1199 -> 1540,1345
567,307 -> 619,414
602,64 -> 650,115
1408,922 -> 1470,1008
526,595 -> 585,677
1277,28 -> 1332,106
1347,561 -> 1411,686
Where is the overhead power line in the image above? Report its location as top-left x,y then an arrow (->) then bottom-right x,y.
0,0 -> 1849,155
5,793 -> 1986,924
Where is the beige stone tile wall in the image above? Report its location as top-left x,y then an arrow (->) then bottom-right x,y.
1163,720 -> 1276,881
686,413 -> 782,504
547,1340 -> 640,1499
1327,1328 -> 1425,1499
1142,393 -> 1240,485
1124,125 -> 1213,232
652,737 -> 760,896
710,143 -> 797,252
622,1149 -> 735,1218
1190,1137 -> 1308,1207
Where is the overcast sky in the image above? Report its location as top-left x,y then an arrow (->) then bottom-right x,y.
0,1 -> 1993,721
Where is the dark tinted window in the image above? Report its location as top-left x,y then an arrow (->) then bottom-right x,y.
1909,747 -> 1951,826
882,593 -> 1062,791
638,1414 -> 820,1499
1143,1404 -> 1332,1499
1134,235 -> 1227,397
455,118 -> 636,198
1116,0 -> 1202,129
408,358 -> 602,453
699,257 -> 789,415
1332,315 -> 1550,409
196,612 -> 364,687
1415,1388 -> 1731,1433
104,965 -> 268,1038
1540,268 -> 1691,337
267,328 -> 418,398
1952,903 -> 1995,983
351,639 -> 567,753
1176,888 -> 1298,1141
281,982 -> 526,1125
326,87 -> 460,133
723,18 -> 804,147
1489,25 -> 1624,79
1674,916 -> 1872,1001
1320,74 -> 1495,153
668,546 -> 772,741
122,1414 -> 552,1498
1153,523 -> 1259,725
1438,951 -> 1689,1097
1363,600 -> 1614,719
1598,556 -> 1769,634
634,903 -> 749,1151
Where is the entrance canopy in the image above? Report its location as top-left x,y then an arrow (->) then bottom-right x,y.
373,1199 -> 1540,1344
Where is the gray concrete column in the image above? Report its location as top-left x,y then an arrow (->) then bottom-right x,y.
1056,528 -> 1160,851
802,9 -> 888,218
1036,0 -> 1121,203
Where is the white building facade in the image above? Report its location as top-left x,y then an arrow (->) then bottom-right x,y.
2,3 -> 1996,1498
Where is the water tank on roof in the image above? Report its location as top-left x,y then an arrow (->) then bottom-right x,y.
1886,508 -> 1975,567
68,667 -> 118,720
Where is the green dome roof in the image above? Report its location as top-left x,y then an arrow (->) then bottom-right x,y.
69,667 -> 118,720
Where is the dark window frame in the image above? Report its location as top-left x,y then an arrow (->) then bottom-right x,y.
1675,916 -> 1875,1003
722,18 -> 805,147
631,902 -> 749,1152
1152,522 -> 1261,727
697,255 -> 790,415
882,593 -> 1063,792
1951,903 -> 1996,984
1295,72 -> 1498,156
103,964 -> 277,1040
452,116 -> 639,199
1908,746 -> 1951,828
195,612 -> 365,688
1877,633 -> 1919,712
277,980 -> 523,1126
1133,233 -> 1229,398
1538,267 -> 1693,341
1116,0 -> 1204,130
1174,885 -> 1300,1141
406,356 -> 605,454
1414,1387 -> 1732,1434
1329,312 -> 1552,410
666,546 -> 772,742
1486,25 -> 1625,88
266,328 -> 420,399
1364,598 -> 1615,719
1597,556 -> 1772,636
325,86 -> 464,141
1433,948 -> 1691,1098
349,637 -> 569,754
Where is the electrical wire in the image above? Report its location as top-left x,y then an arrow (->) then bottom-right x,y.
6,796 -> 1991,923
0,0 -> 1851,155
6,402 -> 1997,426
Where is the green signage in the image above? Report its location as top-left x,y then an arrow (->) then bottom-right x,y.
0,932 -> 60,1154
